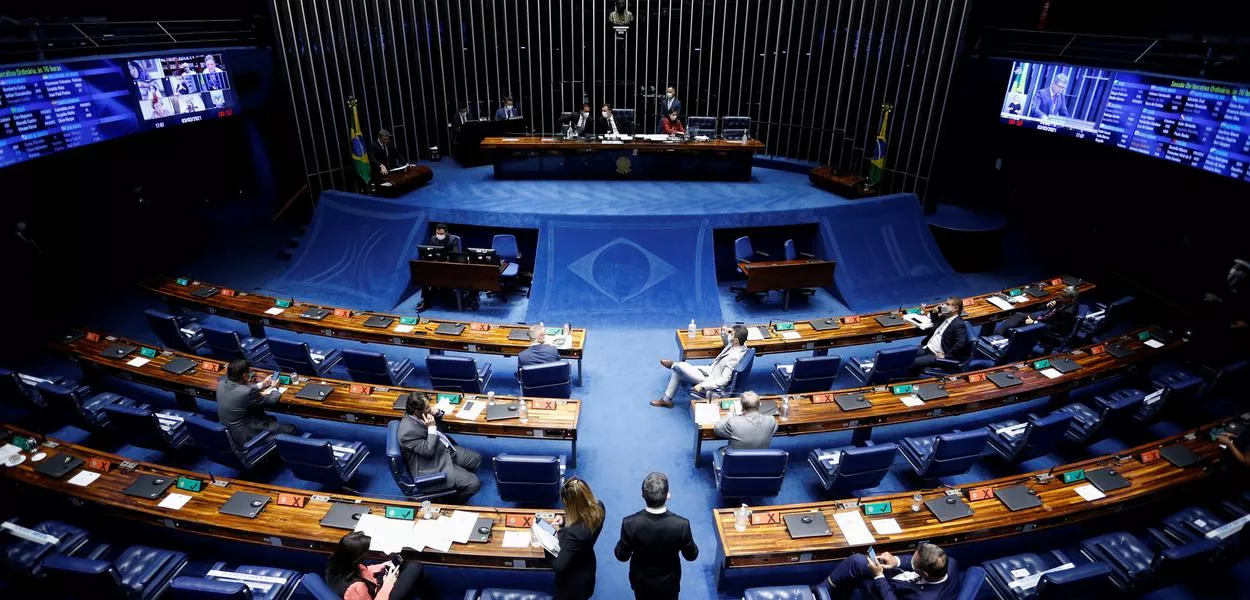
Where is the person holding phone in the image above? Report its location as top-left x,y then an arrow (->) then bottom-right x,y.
822,542 -> 959,600
397,392 -> 483,501
548,477 -> 607,600
325,531 -> 434,599
215,358 -> 295,446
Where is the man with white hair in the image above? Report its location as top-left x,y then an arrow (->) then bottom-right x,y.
713,390 -> 778,451
1030,71 -> 1070,118
518,323 -> 560,368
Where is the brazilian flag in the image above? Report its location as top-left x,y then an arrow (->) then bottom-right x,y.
868,104 -> 893,187
348,97 -> 371,184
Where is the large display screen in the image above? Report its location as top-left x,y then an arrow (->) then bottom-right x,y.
1000,61 -> 1250,183
0,51 -> 237,169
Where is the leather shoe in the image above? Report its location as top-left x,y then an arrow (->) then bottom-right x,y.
650,399 -> 674,408
659,359 -> 674,369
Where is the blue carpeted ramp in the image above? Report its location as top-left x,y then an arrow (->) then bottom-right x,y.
817,193 -> 964,310
266,191 -> 426,310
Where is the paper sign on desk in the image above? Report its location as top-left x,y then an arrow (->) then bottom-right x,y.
394,325 -> 414,334
746,327 -> 766,341
898,395 -> 924,407
434,397 -> 456,415
354,514 -> 411,553
264,307 -> 285,316
986,296 -> 1014,311
780,331 -> 802,340
502,530 -> 531,548
1074,484 -> 1105,502
446,511 -> 479,544
694,403 -> 722,425
832,511 -> 876,546
1144,339 -> 1164,349
456,400 -> 486,420
126,357 -> 151,368
67,471 -> 100,487
414,519 -> 453,552
871,519 -> 902,535
1039,368 -> 1062,379
158,493 -> 192,511
551,335 -> 573,350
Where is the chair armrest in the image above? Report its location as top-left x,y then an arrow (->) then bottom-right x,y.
862,440 -> 876,447
242,430 -> 275,450
798,251 -> 816,259
755,250 -> 771,258
463,591 -> 479,600
413,472 -> 449,490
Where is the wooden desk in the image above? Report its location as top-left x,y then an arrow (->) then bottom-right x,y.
0,424 -> 559,570
689,328 -> 1182,465
479,136 -> 766,181
374,164 -> 433,197
738,259 -> 837,310
57,333 -> 581,466
145,277 -> 586,385
808,166 -> 879,199
677,276 -> 1096,360
408,260 -> 503,310
712,418 -> 1230,585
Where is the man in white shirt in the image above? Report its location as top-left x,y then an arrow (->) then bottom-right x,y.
822,542 -> 960,600
912,296 -> 969,374
599,103 -> 634,137
652,325 -> 749,408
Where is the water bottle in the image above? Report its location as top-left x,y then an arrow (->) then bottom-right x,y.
734,504 -> 750,532
780,395 -> 791,421
687,319 -> 697,339
562,322 -> 570,336
487,391 -> 496,405
518,400 -> 529,424
911,493 -> 923,512
421,500 -> 433,519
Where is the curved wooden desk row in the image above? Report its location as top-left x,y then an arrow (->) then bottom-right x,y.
143,277 -> 588,385
713,417 -> 1232,580
479,136 -> 767,153
676,276 -> 1096,360
0,425 -> 558,570
58,332 -> 581,466
689,328 -> 1182,465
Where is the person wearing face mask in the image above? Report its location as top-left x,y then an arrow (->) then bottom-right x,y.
598,103 -> 633,137
657,86 -> 681,131
911,296 -> 970,374
494,96 -> 521,120
572,103 -> 594,136
415,224 -> 464,311
660,109 -> 685,135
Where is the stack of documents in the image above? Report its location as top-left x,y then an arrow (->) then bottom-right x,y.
986,297 -> 1014,311
694,403 -> 722,426
832,511 -> 875,545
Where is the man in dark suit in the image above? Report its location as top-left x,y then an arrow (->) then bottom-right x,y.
215,359 -> 296,446
370,128 -> 409,177
822,542 -> 960,600
415,223 -> 465,311
397,392 -> 482,501
450,101 -> 473,144
518,324 -> 561,368
1029,72 -> 1070,118
570,103 -> 594,136
614,472 -> 698,600
658,86 -> 681,131
599,103 -> 634,137
494,96 -> 521,121
912,296 -> 969,374
996,286 -> 1081,349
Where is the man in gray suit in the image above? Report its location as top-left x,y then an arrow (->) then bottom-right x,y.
713,391 -> 777,450
216,359 -> 296,446
652,325 -> 750,408
397,392 -> 482,500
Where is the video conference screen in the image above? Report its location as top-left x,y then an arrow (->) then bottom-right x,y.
0,51 -> 237,170
1000,60 -> 1250,183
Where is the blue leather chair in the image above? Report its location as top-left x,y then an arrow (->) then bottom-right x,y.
201,325 -> 272,363
976,322 -> 1047,365
169,562 -> 301,600
0,367 -> 63,412
1078,296 -> 1134,343
1150,366 -> 1204,402
340,348 -> 414,386
100,404 -> 195,450
493,454 -> 565,505
492,234 -> 527,298
184,414 -> 278,470
713,448 -> 788,499
1156,506 -> 1228,546
1056,388 -> 1145,444
1079,531 -> 1218,591
426,355 -> 493,393
297,573 -> 340,600
385,421 -> 456,500
274,433 -> 369,489
899,429 -> 988,479
35,381 -> 134,431
464,590 -> 553,600
807,442 -> 897,493
773,355 -> 841,394
692,347 -> 756,399
145,309 -> 206,353
782,238 -> 818,300
1,519 -> 91,576
742,585 -> 814,600
841,346 -> 916,386
985,411 -> 1074,463
730,236 -> 769,302
984,550 -> 1113,600
518,361 -> 572,399
268,339 -> 342,377
921,322 -> 991,376
801,564 -> 986,600
41,544 -> 188,600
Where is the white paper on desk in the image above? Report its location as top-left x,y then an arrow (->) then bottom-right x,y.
902,314 -> 933,329
694,403 -> 722,426
871,518 -> 902,535
456,400 -> 486,420
446,510 -> 479,544
158,493 -> 192,510
898,395 -> 924,407
986,296 -> 1014,311
394,324 -> 415,333
264,307 -> 285,316
126,357 -> 151,367
67,470 -> 100,487
781,331 -> 801,340
435,398 -> 456,414
747,327 -> 765,341
1039,368 -> 1062,379
777,364 -> 794,375
354,514 -> 412,553
502,530 -> 531,548
1144,339 -> 1164,349
0,444 -> 21,462
550,335 -> 573,350
601,140 -> 624,145
502,138 -> 520,142
1074,484 -> 1105,502
833,511 -> 876,546
1010,295 -> 1029,304
418,519 -> 454,552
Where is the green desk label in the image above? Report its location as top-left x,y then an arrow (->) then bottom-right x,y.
274,299 -> 292,308
905,307 -> 923,314
278,375 -> 292,385
720,400 -> 734,410
891,384 -> 914,395
437,393 -> 462,404
1138,331 -> 1151,341
176,476 -> 202,492
863,502 -> 893,515
1062,469 -> 1085,483
399,317 -> 418,325
175,278 -> 189,286
385,506 -> 415,520
1033,359 -> 1051,369
139,347 -> 157,358
1008,288 -> 1023,296
774,322 -> 795,331
545,327 -> 564,336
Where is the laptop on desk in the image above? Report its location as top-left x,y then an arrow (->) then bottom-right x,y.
925,496 -> 974,522
485,403 -> 521,421
36,454 -> 84,479
783,512 -> 833,539
987,371 -> 1024,388
508,329 -> 532,342
1105,344 -> 1133,359
1085,468 -> 1130,493
363,315 -> 394,328
220,491 -> 270,519
758,400 -> 779,417
162,357 -> 198,375
123,474 -> 175,499
915,383 -> 949,401
191,287 -> 219,298
875,314 -> 906,327
1160,445 -> 1201,468
995,485 -> 1044,511
835,393 -> 872,411
300,308 -> 330,321
101,344 -> 137,359
1050,357 -> 1082,374
808,319 -> 840,332
295,383 -> 334,401
1022,286 -> 1048,298
435,323 -> 466,336
321,503 -> 371,530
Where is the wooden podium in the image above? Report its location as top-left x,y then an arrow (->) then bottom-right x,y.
374,164 -> 433,197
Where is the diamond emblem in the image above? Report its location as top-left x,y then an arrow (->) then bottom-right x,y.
566,237 -> 676,303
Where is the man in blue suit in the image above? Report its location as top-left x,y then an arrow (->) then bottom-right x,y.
1029,72 -> 1070,118
823,542 -> 960,600
518,324 -> 561,368
494,96 -> 521,120
657,86 -> 681,131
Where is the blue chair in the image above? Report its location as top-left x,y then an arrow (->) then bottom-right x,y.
773,355 -> 841,394
1079,532 -> 1218,591
426,355 -> 493,393
492,234 -> 528,298
742,585 -> 814,600
100,404 -> 195,450
807,442 -> 897,494
268,339 -> 342,377
730,236 -> 769,302
1156,506 -> 1228,546
713,448 -> 788,499
922,322 -> 989,375
340,348 -> 414,386
184,414 -> 278,470
385,421 -> 456,500
783,238 -> 818,301
201,325 -> 272,363
985,411 -> 1074,463
274,434 -> 369,489
692,347 -> 756,399
1056,388 -> 1145,444
0,367 -> 63,412
297,573 -> 339,600
1080,296 -> 1134,342
169,562 -> 301,600
35,381 -> 134,431
1150,366 -> 1204,402
806,564 -> 985,600
493,454 -> 565,505
464,590 -> 552,600
841,346 -> 916,386
144,309 -> 206,353
899,429 -> 988,479
984,550 -> 1113,600
0,519 -> 90,577
518,361 -> 572,398
41,544 -> 188,600
976,322 -> 1047,365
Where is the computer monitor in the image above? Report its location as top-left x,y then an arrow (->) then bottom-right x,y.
467,247 -> 498,265
418,245 -> 447,261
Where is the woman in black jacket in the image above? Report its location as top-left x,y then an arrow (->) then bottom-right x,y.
548,477 -> 606,600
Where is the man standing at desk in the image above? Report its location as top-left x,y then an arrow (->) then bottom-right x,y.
495,96 -> 521,121
599,103 -> 633,137
415,224 -> 464,312
370,129 -> 409,177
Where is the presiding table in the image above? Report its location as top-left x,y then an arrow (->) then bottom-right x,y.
480,136 -> 766,180
737,258 -> 837,310
408,259 -> 504,310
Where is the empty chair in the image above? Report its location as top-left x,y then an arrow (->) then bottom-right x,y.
267,338 -> 342,377
841,346 -> 917,386
42,544 -> 188,600
742,586 -> 814,600
492,454 -> 565,505
184,413 -> 278,470
464,590 -> 552,600
100,404 -> 195,450
0,367 -> 65,412
1056,388 -> 1145,444
296,573 -> 339,600
169,562 -> 301,600
518,361 -> 572,398
782,239 -> 818,301
976,322 -> 1047,365
984,550 -> 1113,600
144,309 -> 206,353
1157,506 -> 1228,546
426,355 -> 493,394
0,518 -> 90,577
340,348 -> 414,386
807,442 -> 898,493
1079,531 -> 1218,592
274,433 -> 369,489
385,420 -> 456,501
201,325 -> 272,363
1085,296 -> 1135,342
773,355 -> 841,394
713,448 -> 788,499
1150,366 -> 1204,402
899,429 -> 989,479
492,234 -> 527,298
692,347 -> 756,399
985,411 -> 1075,463
729,236 -> 769,302
35,381 -> 134,431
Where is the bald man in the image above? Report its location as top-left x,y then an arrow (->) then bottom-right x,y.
518,324 -> 561,369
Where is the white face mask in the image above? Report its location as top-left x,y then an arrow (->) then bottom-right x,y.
435,233 -> 446,241
666,92 -> 674,98
582,110 -> 590,116
602,111 -> 609,118
505,104 -> 512,109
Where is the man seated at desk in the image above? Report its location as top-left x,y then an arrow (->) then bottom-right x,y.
518,324 -> 561,369
822,542 -> 961,600
994,285 -> 1080,349
451,101 -> 474,141
370,128 -> 410,177
495,96 -> 522,121
912,296 -> 969,374
712,391 -> 776,454
599,103 -> 634,137
651,325 -> 749,408
569,102 -> 594,136
415,223 -> 467,312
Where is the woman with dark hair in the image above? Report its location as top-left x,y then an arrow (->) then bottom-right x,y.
325,531 -> 429,600
548,477 -> 607,600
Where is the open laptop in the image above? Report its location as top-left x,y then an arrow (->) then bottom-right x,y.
995,485 -> 1044,511
783,512 -> 833,539
320,502 -> 372,530
35,454 -> 84,479
101,344 -> 138,359
485,403 -> 521,421
220,491 -> 270,518
807,318 -> 840,332
1085,468 -> 1130,492
295,383 -> 334,401
363,315 -> 394,328
123,474 -> 175,499
987,371 -> 1024,388
435,323 -> 466,336
162,357 -> 198,375
835,393 -> 872,411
